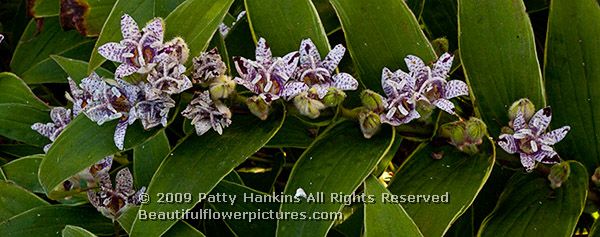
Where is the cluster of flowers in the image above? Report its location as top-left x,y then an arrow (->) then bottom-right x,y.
232,38 -> 359,119
356,53 -> 469,138
497,99 -> 570,172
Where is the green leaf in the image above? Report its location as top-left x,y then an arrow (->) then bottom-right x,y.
0,205 -> 113,236
0,103 -> 50,146
312,0 -> 341,35
118,207 -> 205,236
52,55 -> 114,82
421,0 -> 458,50
544,0 -> 600,171
89,0 -> 233,72
387,138 -> 495,237
165,0 -> 234,61
11,17 -> 94,84
0,181 -> 49,222
130,111 -> 285,236
277,120 -> 395,236
591,219 -> 600,237
478,161 -> 588,236
2,155 -> 44,193
62,225 -> 97,237
59,0 -> 118,37
209,180 -> 278,236
363,176 -> 423,237
458,0 -> 545,135
0,72 -> 49,110
266,115 -> 316,148
329,0 -> 436,92
133,130 -> 170,188
38,116 -> 159,199
0,144 -> 44,158
245,0 -> 330,55
155,0 -> 187,18
28,0 -> 59,18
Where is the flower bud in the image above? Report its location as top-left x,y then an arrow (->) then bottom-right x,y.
548,162 -> 570,189
209,75 -> 236,99
508,98 -> 536,121
431,38 -> 449,57
592,167 -> 600,187
293,92 -> 326,119
359,111 -> 381,139
322,87 -> 346,107
361,90 -> 385,111
246,96 -> 270,120
466,117 -> 486,144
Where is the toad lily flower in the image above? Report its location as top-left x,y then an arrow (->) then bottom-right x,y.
182,91 -> 232,136
379,68 -> 420,126
415,53 -> 469,115
146,54 -> 192,99
291,38 -> 358,99
63,156 -> 113,192
98,14 -> 164,78
497,107 -> 570,172
87,168 -> 145,219
31,107 -> 72,152
192,48 -> 236,99
133,84 -> 176,130
73,73 -> 142,150
233,38 -> 301,103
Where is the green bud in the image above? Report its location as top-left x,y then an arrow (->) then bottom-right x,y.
246,96 -> 270,120
360,90 -> 385,111
459,144 -> 480,155
466,117 -> 487,144
548,162 -> 571,189
416,100 -> 435,122
294,92 -> 326,119
431,38 -> 450,57
449,123 -> 466,146
500,126 -> 514,135
592,167 -> 600,187
359,111 -> 381,139
322,87 -> 346,107
508,98 -> 536,121
209,75 -> 236,99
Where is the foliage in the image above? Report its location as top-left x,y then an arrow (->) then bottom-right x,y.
0,0 -> 598,236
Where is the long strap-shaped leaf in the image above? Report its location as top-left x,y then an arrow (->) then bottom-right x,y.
245,0 -> 330,55
478,161 -> 588,236
329,0 -> 436,92
544,0 -> 600,172
129,112 -> 285,236
458,0 -> 545,135
277,120 -> 395,236
387,138 -> 495,237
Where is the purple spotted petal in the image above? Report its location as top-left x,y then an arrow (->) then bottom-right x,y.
536,150 -> 560,164
114,121 -> 128,150
519,153 -> 536,172
497,134 -> 517,154
299,39 -> 321,67
432,53 -> 454,79
115,64 -> 139,79
405,55 -> 426,72
313,84 -> 329,99
120,14 -> 141,40
512,109 -> 527,130
444,80 -> 469,99
321,44 -> 345,72
142,18 -> 164,43
282,81 -> 309,100
332,73 -> 358,91
256,38 -> 272,65
529,107 -> 552,135
281,51 -> 300,77
116,168 -> 134,195
98,43 -> 127,63
432,99 -> 455,115
540,126 -> 570,145
381,68 -> 397,97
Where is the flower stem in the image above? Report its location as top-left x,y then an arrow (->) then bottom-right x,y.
340,106 -> 362,120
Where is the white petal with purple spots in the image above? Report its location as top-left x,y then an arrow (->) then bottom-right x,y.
444,80 -> 469,99
432,53 -> 453,79
332,73 -> 358,91
256,38 -> 272,65
120,14 -> 141,40
540,126 -> 570,145
321,44 -> 345,72
497,134 -> 517,154
529,107 -> 552,135
432,99 -> 455,115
